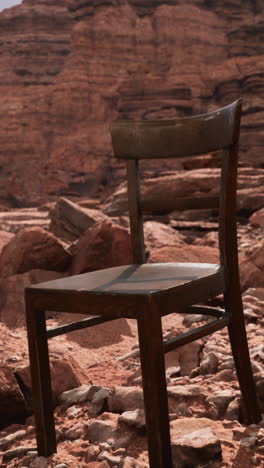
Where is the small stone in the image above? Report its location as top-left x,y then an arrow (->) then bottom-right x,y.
0,429 -> 26,450
121,456 -> 148,467
85,420 -> 116,444
29,456 -> 49,468
226,398 -> 241,421
240,436 -> 258,448
55,464 -> 69,468
60,384 -> 92,405
108,386 -> 144,412
99,442 -> 111,451
89,388 -> 111,416
168,385 -> 205,399
92,388 -> 110,404
206,390 -> 236,415
220,358 -> 235,370
176,403 -> 188,417
200,352 -> 219,375
65,405 -> 82,418
27,451 -> 38,457
2,446 -> 35,463
118,409 -> 145,429
97,450 -> 121,465
206,403 -> 219,420
64,422 -> 85,440
171,426 -> 222,467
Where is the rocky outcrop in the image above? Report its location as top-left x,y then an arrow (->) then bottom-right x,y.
0,0 -> 263,205
0,227 -> 71,277
102,168 -> 264,216
71,220 -> 132,274
49,197 -> 110,241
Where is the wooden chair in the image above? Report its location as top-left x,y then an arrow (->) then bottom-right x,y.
25,99 -> 261,468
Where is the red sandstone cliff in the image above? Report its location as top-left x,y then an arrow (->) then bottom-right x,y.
0,0 -> 263,206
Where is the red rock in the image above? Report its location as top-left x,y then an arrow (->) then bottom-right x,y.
0,366 -> 27,429
249,208 -> 264,228
71,220 -> 132,274
108,386 -> 144,413
171,426 -> 222,467
0,209 -> 50,234
149,244 -> 219,264
49,197 -> 110,241
103,168 -> 264,216
86,462 -> 110,468
0,269 -> 66,327
0,227 -> 71,278
144,221 -> 184,249
0,230 -> 14,254
240,240 -> 264,290
16,356 -> 86,406
193,231 -> 218,248
0,1 -> 263,204
84,419 -> 116,444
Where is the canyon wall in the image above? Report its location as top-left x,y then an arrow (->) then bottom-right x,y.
0,0 -> 263,205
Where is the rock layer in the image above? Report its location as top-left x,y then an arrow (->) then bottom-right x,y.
0,0 -> 263,205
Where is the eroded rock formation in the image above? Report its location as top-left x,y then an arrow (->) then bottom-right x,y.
0,0 -> 263,206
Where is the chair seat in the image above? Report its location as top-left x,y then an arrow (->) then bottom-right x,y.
30,262 -> 223,295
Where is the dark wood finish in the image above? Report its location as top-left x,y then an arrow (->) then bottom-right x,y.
25,99 -> 261,467
137,297 -> 172,468
111,101 -> 241,159
219,143 -> 261,423
163,309 -> 230,353
25,291 -> 56,456
27,263 -> 224,318
127,160 -> 146,263
141,195 -> 219,213
47,315 -> 119,339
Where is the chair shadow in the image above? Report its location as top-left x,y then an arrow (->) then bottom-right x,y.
47,311 -> 133,349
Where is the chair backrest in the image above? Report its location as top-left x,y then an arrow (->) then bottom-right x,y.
110,100 -> 242,274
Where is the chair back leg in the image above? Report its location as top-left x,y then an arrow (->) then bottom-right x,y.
226,290 -> 261,424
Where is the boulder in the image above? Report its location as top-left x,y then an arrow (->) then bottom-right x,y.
206,390 -> 236,416
144,221 -> 184,249
15,356 -> 86,407
49,197 -> 109,242
171,426 -> 222,467
0,227 -> 71,278
102,168 -> 264,216
84,420 -> 116,444
71,220 -> 132,275
240,240 -> 264,290
0,366 -> 27,429
118,409 -> 146,429
149,244 -> 219,264
0,269 -> 66,327
170,418 -> 224,468
0,230 -> 15,253
108,386 -> 144,413
249,208 -> 264,228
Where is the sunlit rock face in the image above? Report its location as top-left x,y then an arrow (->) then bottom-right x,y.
0,0 -> 263,205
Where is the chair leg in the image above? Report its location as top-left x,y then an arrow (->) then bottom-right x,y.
226,291 -> 261,424
137,299 -> 173,468
25,296 -> 57,456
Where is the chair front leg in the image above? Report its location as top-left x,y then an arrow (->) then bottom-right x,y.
25,293 -> 57,456
137,297 -> 173,468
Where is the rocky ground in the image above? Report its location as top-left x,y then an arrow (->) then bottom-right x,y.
0,172 -> 263,468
